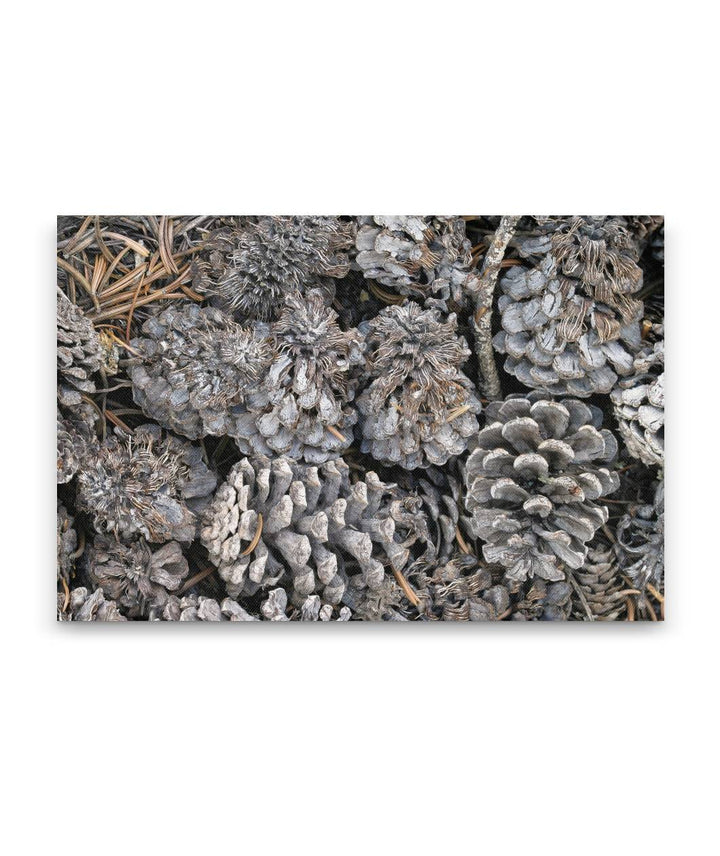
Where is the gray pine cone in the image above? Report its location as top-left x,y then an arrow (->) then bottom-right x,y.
57,503 -> 78,582
129,303 -> 273,440
464,395 -> 619,582
616,480 -> 664,592
200,455 -> 423,606
76,425 -> 217,543
611,325 -> 664,467
57,406 -> 98,484
192,216 -> 355,320
86,536 -> 190,618
57,586 -> 127,621
356,303 -> 481,469
570,540 -> 627,621
57,289 -> 102,399
355,215 -> 480,310
494,217 -> 644,396
238,289 -> 364,463
160,593 -> 257,621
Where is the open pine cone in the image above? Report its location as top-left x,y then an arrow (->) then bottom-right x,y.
238,289 -> 365,462
76,425 -> 216,543
611,325 -> 664,467
129,303 -> 273,440
616,479 -> 664,592
192,216 -> 355,320
355,215 -> 479,310
356,302 -> 481,469
200,455 -> 425,606
494,216 -> 645,396
464,394 -> 619,582
57,587 -> 127,621
86,537 -> 190,618
160,593 -> 257,621
57,289 -> 102,403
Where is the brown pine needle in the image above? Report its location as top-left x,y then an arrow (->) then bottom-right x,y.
392,567 -> 420,608
446,404 -> 471,422
646,583 -> 664,603
455,527 -> 472,555
369,281 -> 405,305
626,598 -> 636,621
104,409 -> 133,433
61,576 -> 70,612
57,257 -> 101,310
240,514 -> 264,557
326,425 -> 347,443
178,563 -> 217,595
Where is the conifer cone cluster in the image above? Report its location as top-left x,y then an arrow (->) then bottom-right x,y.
57,214 -> 664,621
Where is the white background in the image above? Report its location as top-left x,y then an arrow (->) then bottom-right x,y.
1,2 -> 716,853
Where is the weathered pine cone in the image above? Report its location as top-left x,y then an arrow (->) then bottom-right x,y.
129,303 -> 273,440
508,577 -> 573,621
57,587 -> 127,622
76,425 -> 217,543
200,455 -> 425,606
355,215 -> 479,310
57,289 -> 102,401
86,537 -> 190,619
160,593 -> 257,621
464,395 -> 619,582
570,539 -> 627,621
238,289 -> 365,462
57,407 -> 98,484
57,503 -> 78,582
356,302 -> 481,469
192,216 -> 356,320
494,216 -> 645,396
616,480 -> 664,592
611,325 -> 664,467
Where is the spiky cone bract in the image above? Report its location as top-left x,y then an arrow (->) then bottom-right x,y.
356,302 -> 482,469
76,425 -> 217,544
129,303 -> 274,440
237,290 -> 365,463
199,454 -> 426,607
191,216 -> 355,321
494,216 -> 645,396
355,215 -> 480,311
464,394 -> 620,584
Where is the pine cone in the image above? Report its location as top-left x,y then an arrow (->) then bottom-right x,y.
356,303 -> 481,469
200,455 -> 423,606
57,289 -> 102,400
494,216 -> 644,396
76,425 -> 216,543
129,303 -> 273,440
239,289 -> 365,462
192,216 -> 355,320
570,539 -> 627,621
86,536 -> 190,618
508,577 -> 573,621
616,480 -> 664,592
464,395 -> 619,583
57,407 -> 98,484
355,216 -> 479,310
160,593 -> 257,621
57,587 -> 127,621
57,503 -> 78,582
611,325 -> 664,467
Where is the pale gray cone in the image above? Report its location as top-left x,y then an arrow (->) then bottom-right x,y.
611,325 -> 664,467
464,394 -> 620,582
616,480 -> 664,591
57,406 -> 98,484
57,586 -> 127,621
237,289 -> 365,463
356,302 -> 482,469
76,424 -> 217,543
494,217 -> 645,396
86,536 -> 190,618
192,216 -> 355,320
200,455 -> 425,606
129,303 -> 273,440
355,215 -> 480,310
57,503 -> 77,582
160,593 -> 257,622
57,289 -> 102,398
571,540 -> 627,621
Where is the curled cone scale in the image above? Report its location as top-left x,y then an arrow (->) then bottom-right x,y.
464,394 -> 619,583
356,302 -> 481,469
